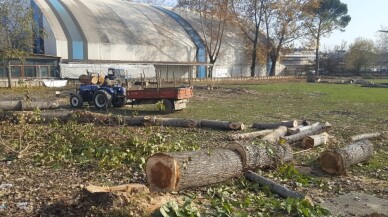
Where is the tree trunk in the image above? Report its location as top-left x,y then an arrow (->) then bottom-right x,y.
252,120 -> 298,130
200,119 -> 245,130
301,132 -> 329,149
315,37 -> 320,75
319,140 -> 374,175
0,100 -> 60,111
6,60 -> 12,88
229,129 -> 273,141
146,149 -> 243,192
245,170 -> 305,199
280,122 -> 331,144
225,143 -> 293,170
261,126 -> 288,143
287,122 -> 320,135
350,132 -> 381,142
154,117 -> 199,128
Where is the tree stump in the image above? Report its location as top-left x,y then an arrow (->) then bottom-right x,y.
252,120 -> 298,130
146,149 -> 243,192
319,140 -> 374,175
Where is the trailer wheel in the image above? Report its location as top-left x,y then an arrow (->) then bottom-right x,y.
160,99 -> 174,114
93,90 -> 112,109
70,93 -> 83,108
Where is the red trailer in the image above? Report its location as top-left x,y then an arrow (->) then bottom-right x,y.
126,86 -> 193,113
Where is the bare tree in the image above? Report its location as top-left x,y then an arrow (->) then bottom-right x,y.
231,0 -> 265,77
304,0 -> 351,75
345,38 -> 376,75
0,0 -> 43,88
263,0 -> 307,76
177,0 -> 230,77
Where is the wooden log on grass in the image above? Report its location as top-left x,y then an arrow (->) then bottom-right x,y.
154,117 -> 200,128
301,132 -> 329,149
0,100 -> 60,111
319,140 -> 374,175
287,122 -> 320,135
261,126 -> 288,143
200,119 -> 245,130
229,129 -> 273,141
245,170 -> 305,199
349,132 -> 381,142
225,143 -> 293,170
280,122 -> 331,144
146,149 -> 243,192
252,120 -> 298,130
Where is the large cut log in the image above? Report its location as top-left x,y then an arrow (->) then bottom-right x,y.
301,132 -> 329,149
229,129 -> 273,141
245,170 -> 305,199
225,143 -> 293,170
154,117 -> 200,128
261,126 -> 288,143
252,120 -> 298,130
199,119 -> 245,130
287,122 -> 320,135
349,132 -> 381,142
146,149 -> 243,192
319,140 -> 374,175
0,100 -> 60,111
280,122 -> 331,144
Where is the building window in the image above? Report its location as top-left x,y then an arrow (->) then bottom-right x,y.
0,67 -> 5,78
11,66 -> 21,77
40,66 -> 49,77
24,66 -> 36,78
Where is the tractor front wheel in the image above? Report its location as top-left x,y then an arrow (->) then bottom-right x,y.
93,90 -> 112,109
70,93 -> 83,108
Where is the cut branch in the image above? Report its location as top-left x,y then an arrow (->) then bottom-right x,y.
245,170 -> 305,199
252,120 -> 298,130
301,132 -> 329,149
229,129 -> 273,141
261,126 -> 288,143
280,122 -> 331,144
349,132 -> 381,142
200,119 -> 245,130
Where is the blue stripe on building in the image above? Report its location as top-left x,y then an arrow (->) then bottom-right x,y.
31,0 -> 44,54
46,0 -> 85,60
155,6 -> 207,78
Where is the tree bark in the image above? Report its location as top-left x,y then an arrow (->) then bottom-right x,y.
0,100 -> 60,111
146,149 -> 243,192
301,132 -> 329,149
350,132 -> 381,142
319,140 -> 374,175
261,126 -> 288,143
229,129 -> 273,141
200,119 -> 245,130
252,120 -> 297,130
245,170 -> 305,199
287,122 -> 320,135
225,143 -> 293,170
280,122 -> 331,144
154,117 -> 200,128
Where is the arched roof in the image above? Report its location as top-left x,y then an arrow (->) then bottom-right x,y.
34,0 -> 198,62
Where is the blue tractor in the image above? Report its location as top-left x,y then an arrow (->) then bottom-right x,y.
70,84 -> 126,109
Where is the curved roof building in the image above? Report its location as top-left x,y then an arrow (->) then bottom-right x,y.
31,0 -> 265,78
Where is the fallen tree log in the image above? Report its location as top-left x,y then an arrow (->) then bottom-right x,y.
280,122 -> 331,144
319,140 -> 374,175
349,132 -> 381,142
252,120 -> 298,130
229,129 -> 273,141
287,122 -> 320,135
245,170 -> 305,199
225,143 -> 293,170
154,117 -> 200,128
0,100 -> 60,111
301,132 -> 329,149
146,149 -> 243,192
199,119 -> 245,130
262,126 -> 288,143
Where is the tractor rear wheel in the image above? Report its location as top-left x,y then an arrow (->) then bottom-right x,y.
70,93 -> 83,108
112,98 -> 126,107
93,90 -> 112,109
